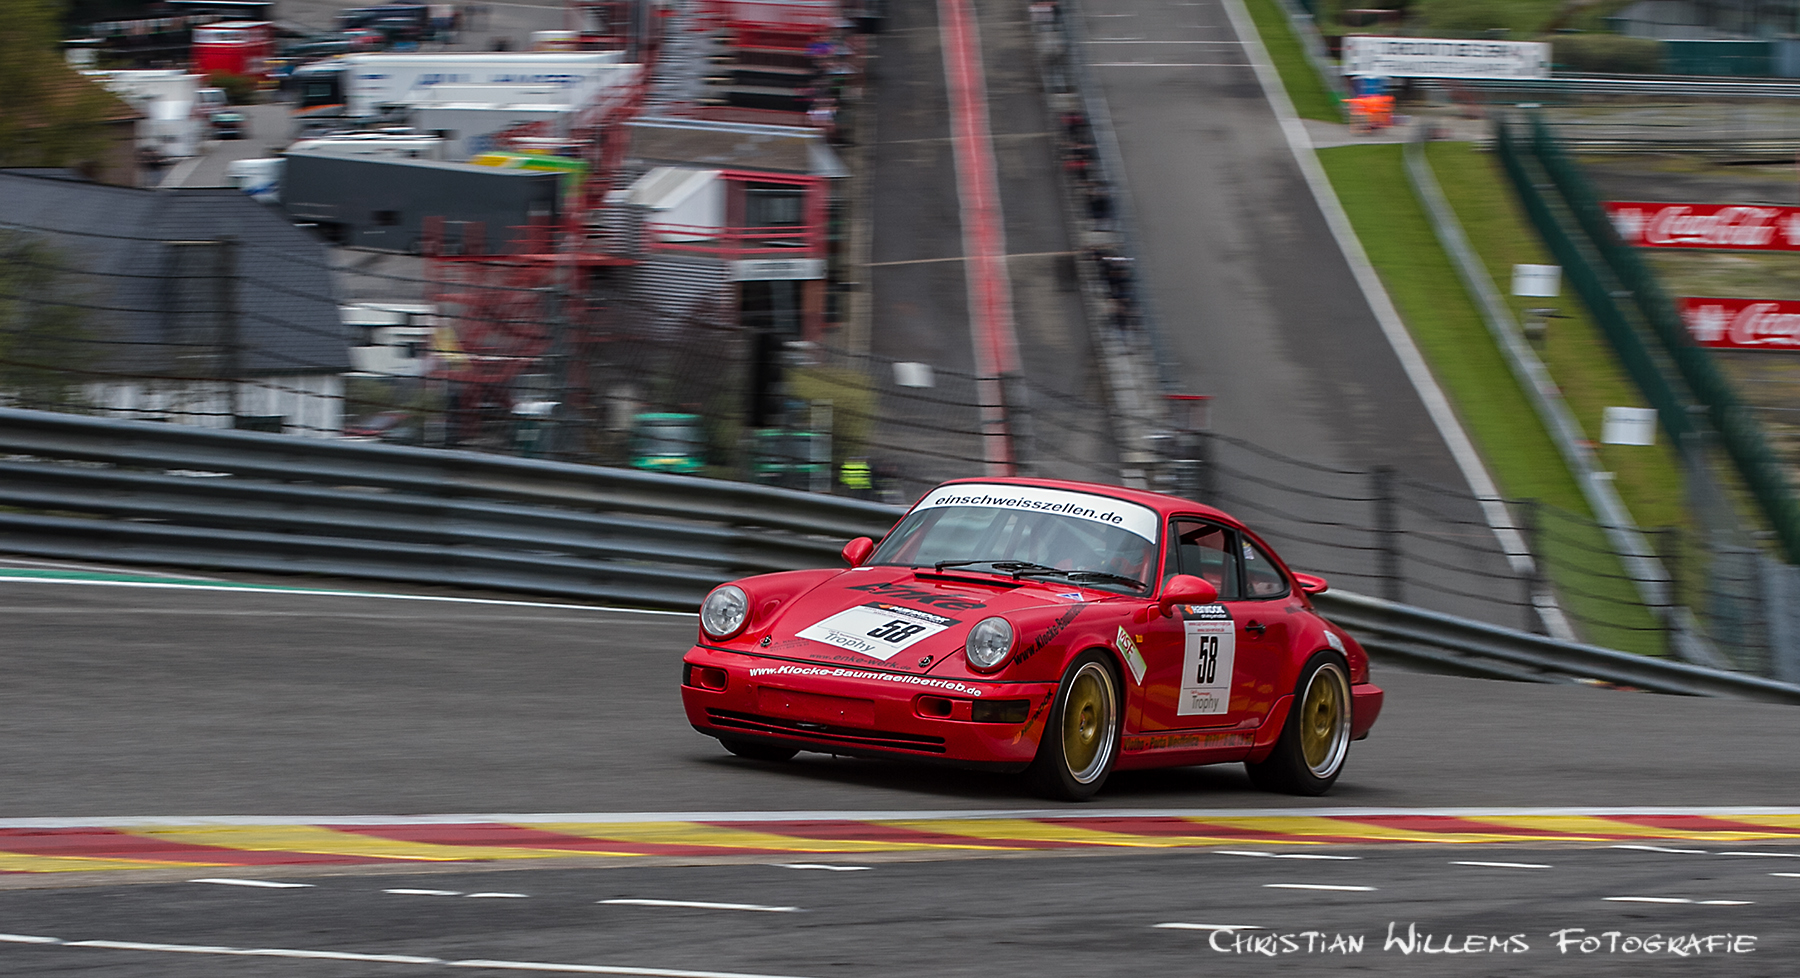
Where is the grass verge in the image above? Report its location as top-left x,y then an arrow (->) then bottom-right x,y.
1424,142 -> 1691,540
1318,143 -> 1665,654
1240,0 -> 1342,123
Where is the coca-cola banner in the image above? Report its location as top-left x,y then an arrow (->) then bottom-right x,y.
1680,297 -> 1800,350
1606,202 -> 1800,251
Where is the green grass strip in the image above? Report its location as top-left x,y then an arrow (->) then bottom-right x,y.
1424,142 -> 1691,540
1240,0 -> 1343,123
1319,143 -> 1664,655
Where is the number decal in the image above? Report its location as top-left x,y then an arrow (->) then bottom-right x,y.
867,620 -> 928,643
1178,617 -> 1236,716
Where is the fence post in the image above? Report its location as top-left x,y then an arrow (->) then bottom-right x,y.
1518,499 -> 1544,634
1371,465 -> 1402,603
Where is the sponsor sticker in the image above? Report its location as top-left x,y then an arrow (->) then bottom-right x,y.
1179,608 -> 1236,716
748,663 -> 985,696
912,483 -> 1160,542
1116,626 -> 1147,685
796,603 -> 957,661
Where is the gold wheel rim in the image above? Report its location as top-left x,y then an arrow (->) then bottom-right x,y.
1299,664 -> 1348,776
1062,664 -> 1115,783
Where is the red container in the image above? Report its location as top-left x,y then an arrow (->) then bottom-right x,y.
193,21 -> 275,79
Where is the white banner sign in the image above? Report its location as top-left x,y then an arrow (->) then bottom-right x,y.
1342,36 -> 1550,80
914,483 -> 1161,542
729,258 -> 825,281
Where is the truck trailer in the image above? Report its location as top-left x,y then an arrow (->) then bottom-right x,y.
281,151 -> 561,253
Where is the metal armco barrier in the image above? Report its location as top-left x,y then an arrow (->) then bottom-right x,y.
1318,591 -> 1800,704
1,408 -> 1796,702
0,407 -> 899,608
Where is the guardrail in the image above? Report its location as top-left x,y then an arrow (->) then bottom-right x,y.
1318,590 -> 1800,703
1,407 -> 1795,702
1436,73 -> 1800,101
0,407 -> 898,608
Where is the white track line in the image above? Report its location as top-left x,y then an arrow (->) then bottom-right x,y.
0,575 -> 694,616
1153,923 -> 1262,931
1453,861 -> 1553,869
1604,897 -> 1691,904
468,892 -> 531,898
1612,844 -> 1709,854
386,889 -> 463,896
1218,0 -> 1571,638
1771,872 -> 1800,878
1719,851 -> 1800,858
190,878 -> 314,888
1263,884 -> 1376,892
774,864 -> 870,872
33,934 -> 824,977
600,899 -> 801,913
1214,850 -> 1360,860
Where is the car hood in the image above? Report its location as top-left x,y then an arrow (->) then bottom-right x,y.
752,565 -> 1112,674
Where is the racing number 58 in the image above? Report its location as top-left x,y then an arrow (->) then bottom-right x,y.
868,619 -> 927,643
1194,635 -> 1218,685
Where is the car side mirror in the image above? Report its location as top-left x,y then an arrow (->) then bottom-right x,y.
1294,572 -> 1328,595
1159,574 -> 1218,616
841,536 -> 875,567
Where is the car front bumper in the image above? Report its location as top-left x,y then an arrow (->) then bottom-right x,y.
681,645 -> 1057,771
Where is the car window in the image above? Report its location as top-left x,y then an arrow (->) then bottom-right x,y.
1162,520 -> 1240,600
871,497 -> 1157,594
1241,538 -> 1289,599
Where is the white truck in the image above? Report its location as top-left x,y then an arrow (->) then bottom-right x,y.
293,52 -> 632,125
84,69 -> 203,159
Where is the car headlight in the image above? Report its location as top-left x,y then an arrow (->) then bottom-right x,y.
700,585 -> 749,639
964,617 -> 1014,671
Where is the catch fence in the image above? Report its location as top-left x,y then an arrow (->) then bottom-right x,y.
0,204 -> 1779,672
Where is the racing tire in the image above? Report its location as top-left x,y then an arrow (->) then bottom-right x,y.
1245,652 -> 1352,796
1026,652 -> 1122,802
720,738 -> 799,762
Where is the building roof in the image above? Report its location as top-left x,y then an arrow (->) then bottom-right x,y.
626,118 -> 849,178
0,171 -> 348,377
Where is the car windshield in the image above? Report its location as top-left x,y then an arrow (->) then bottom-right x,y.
869,484 -> 1160,593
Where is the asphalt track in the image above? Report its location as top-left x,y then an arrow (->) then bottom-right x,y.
1,572 -> 1797,978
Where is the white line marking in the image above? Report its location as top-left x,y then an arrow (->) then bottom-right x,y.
1771,872 -> 1800,878
68,940 -> 443,963
1612,844 -> 1708,854
190,878 -> 314,888
468,892 -> 532,898
1603,897 -> 1691,904
1218,0 -> 1569,637
1088,62 -> 1246,66
1719,851 -> 1800,858
0,576 -> 695,617
386,889 -> 463,896
600,899 -> 801,913
20,933 -> 825,978
774,864 -> 871,872
1453,860 -> 1553,869
9,807 -> 1800,830
451,960 -> 825,977
1087,39 -> 1243,43
1263,884 -> 1376,892
1153,923 -> 1262,931
1213,850 -> 1359,860
1699,900 -> 1754,906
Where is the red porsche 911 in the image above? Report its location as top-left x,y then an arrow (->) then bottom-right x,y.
680,478 -> 1382,800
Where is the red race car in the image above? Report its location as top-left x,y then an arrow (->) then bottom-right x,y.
680,478 -> 1383,800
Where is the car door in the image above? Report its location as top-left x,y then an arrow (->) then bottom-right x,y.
1219,535 -> 1296,726
1132,518 -> 1243,732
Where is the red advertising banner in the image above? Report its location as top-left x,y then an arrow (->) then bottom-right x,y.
1605,201 -> 1800,251
1680,297 -> 1800,350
